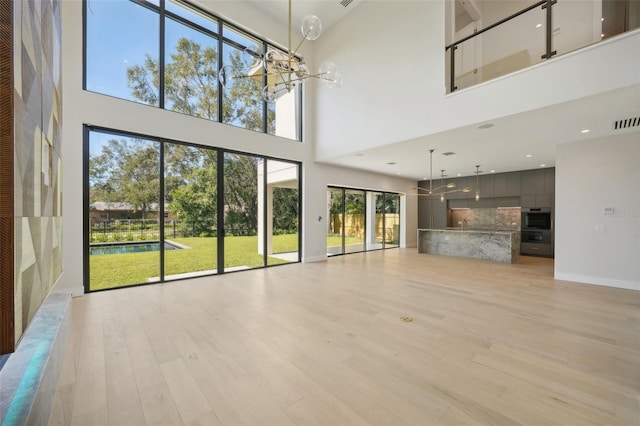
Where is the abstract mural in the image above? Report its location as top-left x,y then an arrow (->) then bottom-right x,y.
0,0 -> 62,355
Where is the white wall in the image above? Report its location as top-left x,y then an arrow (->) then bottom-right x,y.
555,133 -> 640,290
57,0 -> 417,295
478,0 -> 602,66
302,163 -> 418,262
312,0 -> 640,161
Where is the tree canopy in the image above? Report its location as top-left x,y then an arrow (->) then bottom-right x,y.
89,37 -> 297,234
126,37 -> 273,129
89,138 -> 160,218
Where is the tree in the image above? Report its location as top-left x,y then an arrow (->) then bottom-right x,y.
223,154 -> 258,233
124,37 -> 289,234
126,37 -> 273,129
90,139 -> 160,219
167,148 -> 217,236
272,187 -> 299,233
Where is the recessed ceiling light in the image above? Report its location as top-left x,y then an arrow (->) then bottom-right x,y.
536,23 -> 542,28
397,172 -> 401,175
540,164 -> 546,167
526,154 -> 533,158
457,173 -> 462,177
490,170 -> 496,173
581,129 -> 590,133
478,123 -> 494,130
601,33 -> 605,38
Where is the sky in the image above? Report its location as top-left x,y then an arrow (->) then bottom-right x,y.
85,0 -> 259,102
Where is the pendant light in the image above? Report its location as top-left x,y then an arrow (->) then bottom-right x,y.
475,165 -> 481,201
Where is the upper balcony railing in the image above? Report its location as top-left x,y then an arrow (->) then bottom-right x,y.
445,0 -> 639,93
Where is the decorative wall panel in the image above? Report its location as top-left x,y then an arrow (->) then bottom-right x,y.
0,0 -> 62,355
0,0 -> 15,355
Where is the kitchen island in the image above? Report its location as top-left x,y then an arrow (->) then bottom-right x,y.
417,229 -> 520,263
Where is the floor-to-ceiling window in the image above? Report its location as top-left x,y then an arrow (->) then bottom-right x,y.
223,152 -> 261,271
327,187 -> 345,255
384,193 -> 401,248
266,159 -> 300,265
88,131 -> 162,290
85,127 -> 301,291
164,144 -> 218,279
85,0 -> 301,141
344,189 -> 366,254
327,187 -> 402,257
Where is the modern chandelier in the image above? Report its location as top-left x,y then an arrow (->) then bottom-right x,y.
218,0 -> 342,102
414,149 -> 472,199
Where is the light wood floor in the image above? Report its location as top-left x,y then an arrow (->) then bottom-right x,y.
50,249 -> 640,425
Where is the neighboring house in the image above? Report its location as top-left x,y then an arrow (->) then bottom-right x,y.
89,202 -> 175,221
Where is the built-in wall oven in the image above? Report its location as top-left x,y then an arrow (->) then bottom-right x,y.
522,207 -> 552,230
521,208 -> 553,256
521,230 -> 551,244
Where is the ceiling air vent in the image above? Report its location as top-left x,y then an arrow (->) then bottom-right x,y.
442,152 -> 456,156
340,0 -> 354,7
613,116 -> 640,130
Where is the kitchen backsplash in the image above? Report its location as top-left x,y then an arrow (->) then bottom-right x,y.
450,207 -> 521,231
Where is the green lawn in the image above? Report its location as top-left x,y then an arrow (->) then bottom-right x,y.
327,235 -> 363,247
89,234 -> 299,291
90,233 -> 368,291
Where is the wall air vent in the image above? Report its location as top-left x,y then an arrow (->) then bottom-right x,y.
613,116 -> 640,130
340,0 -> 354,7
442,152 -> 456,156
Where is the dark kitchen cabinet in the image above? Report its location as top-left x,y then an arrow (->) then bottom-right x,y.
520,194 -> 536,208
544,168 -> 555,194
520,242 -> 552,256
521,169 -> 545,195
494,174 -> 508,197
520,168 -> 554,208
506,173 -> 521,196
479,174 -> 495,198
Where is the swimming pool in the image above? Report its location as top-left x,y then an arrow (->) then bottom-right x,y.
90,242 -> 181,256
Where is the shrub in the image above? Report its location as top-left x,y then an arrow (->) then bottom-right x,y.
139,233 -> 147,240
126,233 -> 134,241
112,233 -> 124,242
95,234 -> 108,243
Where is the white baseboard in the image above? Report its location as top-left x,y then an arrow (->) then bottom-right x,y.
554,272 -> 640,291
302,255 -> 327,263
68,286 -> 85,297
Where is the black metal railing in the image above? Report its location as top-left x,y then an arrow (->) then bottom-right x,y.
445,0 -> 556,93
88,218 -> 265,243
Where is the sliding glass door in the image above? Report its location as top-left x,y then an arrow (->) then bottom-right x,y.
164,144 -> 218,279
266,159 -> 300,265
223,153 -> 261,271
344,189 -> 366,254
327,188 -> 344,256
327,186 -> 402,257
85,127 -> 301,291
88,132 -> 161,290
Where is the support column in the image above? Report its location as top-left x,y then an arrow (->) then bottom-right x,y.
365,193 -> 376,248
